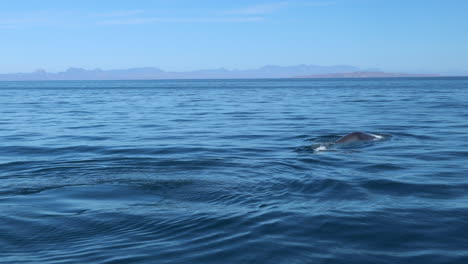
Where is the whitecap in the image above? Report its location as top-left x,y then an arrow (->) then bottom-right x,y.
314,145 -> 328,152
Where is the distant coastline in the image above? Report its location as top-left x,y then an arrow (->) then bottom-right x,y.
294,71 -> 441,79
0,65 -> 453,81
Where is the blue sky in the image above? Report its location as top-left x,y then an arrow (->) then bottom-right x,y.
1,0 -> 467,74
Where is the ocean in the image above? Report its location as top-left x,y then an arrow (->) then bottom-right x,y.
1,78 -> 468,263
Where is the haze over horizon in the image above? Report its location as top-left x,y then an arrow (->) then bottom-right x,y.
0,64 -> 449,81
2,0 -> 468,75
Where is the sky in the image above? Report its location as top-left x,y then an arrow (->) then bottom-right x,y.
1,0 -> 468,74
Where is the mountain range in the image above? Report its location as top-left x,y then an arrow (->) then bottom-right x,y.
295,71 -> 440,78
0,65 -> 443,81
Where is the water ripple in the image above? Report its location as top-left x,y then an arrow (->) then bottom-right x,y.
1,78 -> 468,263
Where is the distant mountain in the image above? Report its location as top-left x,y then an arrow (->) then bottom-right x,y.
0,66 -> 446,81
0,67 -> 166,81
0,64 -> 363,81
295,71 -> 441,78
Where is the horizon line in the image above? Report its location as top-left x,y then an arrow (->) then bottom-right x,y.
2,76 -> 467,83
0,64 -> 461,75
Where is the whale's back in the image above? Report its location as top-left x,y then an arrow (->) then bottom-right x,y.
336,132 -> 377,144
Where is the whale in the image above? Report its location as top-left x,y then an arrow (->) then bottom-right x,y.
335,132 -> 379,144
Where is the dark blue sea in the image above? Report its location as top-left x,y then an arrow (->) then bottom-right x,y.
1,78 -> 468,264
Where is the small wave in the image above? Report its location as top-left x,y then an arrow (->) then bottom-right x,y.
361,179 -> 468,199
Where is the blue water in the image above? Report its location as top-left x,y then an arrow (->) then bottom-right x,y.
1,78 -> 468,263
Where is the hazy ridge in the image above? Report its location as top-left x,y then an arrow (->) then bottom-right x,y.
295,71 -> 440,78
0,65 -> 364,80
0,65 -> 448,81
